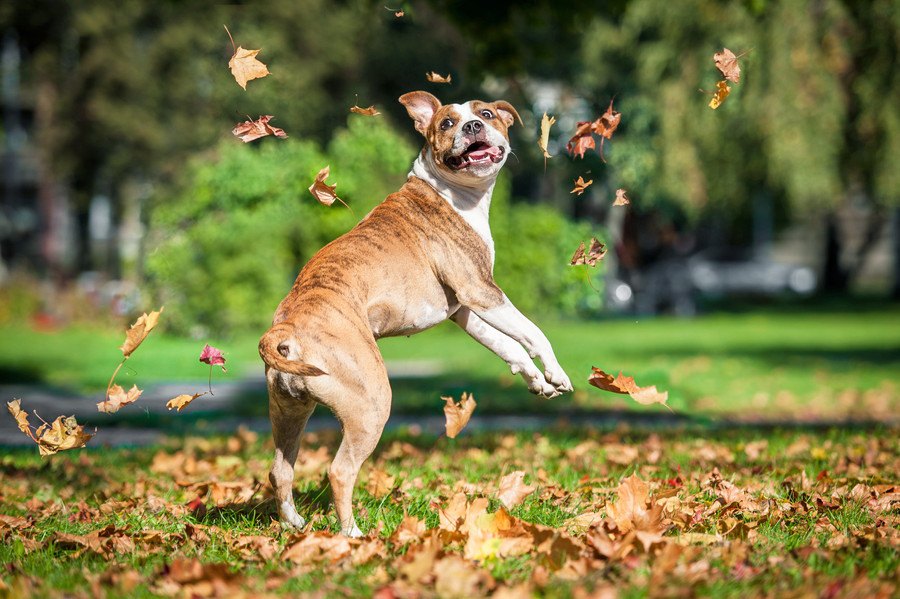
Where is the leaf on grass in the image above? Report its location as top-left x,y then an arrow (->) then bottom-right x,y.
613,188 -> 630,206
309,166 -> 342,206
538,113 -> 556,161
605,474 -> 667,550
7,399 -> 36,441
35,415 -> 94,456
588,366 -> 671,410
97,384 -> 142,414
708,80 -> 731,110
228,46 -> 270,90
120,308 -> 163,357
442,392 -> 476,438
426,71 -> 452,84
714,48 -> 741,84
571,176 -> 593,196
232,115 -> 288,143
570,238 -> 607,267
166,392 -> 206,412
366,468 -> 395,499
199,344 -> 227,372
497,471 -> 536,509
394,514 -> 427,545
350,105 -> 380,116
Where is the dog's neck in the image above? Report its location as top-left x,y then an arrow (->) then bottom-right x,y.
410,148 -> 496,261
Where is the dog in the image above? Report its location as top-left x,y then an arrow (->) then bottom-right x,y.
258,91 -> 573,537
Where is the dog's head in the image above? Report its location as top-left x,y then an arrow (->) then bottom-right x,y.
399,91 -> 522,186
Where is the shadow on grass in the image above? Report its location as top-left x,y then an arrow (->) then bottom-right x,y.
200,477 -> 332,528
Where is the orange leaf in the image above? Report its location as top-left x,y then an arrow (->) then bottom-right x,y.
35,415 -> 94,456
426,71 -> 452,84
166,392 -> 206,412
605,474 -> 667,550
570,238 -> 606,267
497,471 -> 536,509
232,115 -> 288,143
566,121 -> 595,159
442,392 -> 476,438
228,46 -> 270,90
708,80 -> 731,110
613,188 -> 630,206
97,384 -> 143,414
570,176 -> 593,196
119,308 -> 163,357
713,48 -> 741,84
538,112 -> 556,162
350,105 -> 380,116
308,166 -> 343,207
366,467 -> 395,499
588,366 -> 671,410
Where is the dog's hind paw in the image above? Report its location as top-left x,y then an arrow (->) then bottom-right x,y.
278,501 -> 307,530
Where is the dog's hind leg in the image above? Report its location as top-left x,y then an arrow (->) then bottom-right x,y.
268,377 -> 317,530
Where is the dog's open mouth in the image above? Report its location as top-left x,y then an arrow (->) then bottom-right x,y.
445,142 -> 505,170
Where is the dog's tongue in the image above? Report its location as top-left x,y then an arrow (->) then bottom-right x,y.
467,146 -> 502,161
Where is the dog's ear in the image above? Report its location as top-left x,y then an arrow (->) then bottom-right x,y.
399,91 -> 442,135
492,101 -> 523,128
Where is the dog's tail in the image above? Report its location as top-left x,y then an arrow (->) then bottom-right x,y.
258,322 -> 327,376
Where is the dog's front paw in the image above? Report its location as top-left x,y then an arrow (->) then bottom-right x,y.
544,367 -> 573,394
279,500 -> 307,530
526,376 -> 563,399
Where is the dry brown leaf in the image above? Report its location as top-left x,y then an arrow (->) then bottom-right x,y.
97,384 -> 142,414
228,46 -> 270,90
395,11 -> 405,18
426,71 -> 452,84
438,492 -> 469,532
588,366 -> 671,410
119,308 -> 163,357
166,392 -> 206,412
566,121 -> 596,159
350,105 -> 380,116
570,176 -> 593,196
366,467 -> 395,498
394,514 -> 427,545
570,238 -> 607,267
714,48 -> 741,84
605,474 -> 667,551
35,415 -> 94,456
538,113 -> 556,162
592,99 -> 622,141
309,166 -> 343,207
497,471 -> 536,509
708,80 -> 731,110
613,188 -> 630,206
232,115 -> 288,143
442,392 -> 476,438
7,399 -> 36,442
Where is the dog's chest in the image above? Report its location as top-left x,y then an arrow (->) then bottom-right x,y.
450,203 -> 495,263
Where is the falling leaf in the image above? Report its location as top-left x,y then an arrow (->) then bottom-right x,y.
395,11 -> 405,17
308,165 -> 346,208
566,121 -> 596,159
571,176 -> 593,196
588,366 -> 671,410
497,471 -> 536,509
119,308 -> 163,357
166,392 -> 206,412
567,100 -> 621,161
613,188 -> 630,206
426,71 -> 452,84
443,392 -> 476,438
538,113 -> 556,162
97,384 -> 142,414
7,399 -> 36,441
350,105 -> 380,116
714,48 -> 741,84
35,415 -> 94,456
708,80 -> 731,110
228,46 -> 270,90
232,115 -> 288,143
199,344 -> 227,372
570,238 -> 607,267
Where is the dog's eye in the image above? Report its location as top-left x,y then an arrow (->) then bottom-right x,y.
481,109 -> 494,119
440,118 -> 454,131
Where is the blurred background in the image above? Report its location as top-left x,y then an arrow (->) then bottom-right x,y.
0,0 -> 898,439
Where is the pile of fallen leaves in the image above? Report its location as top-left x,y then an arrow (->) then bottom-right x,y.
0,427 -> 896,596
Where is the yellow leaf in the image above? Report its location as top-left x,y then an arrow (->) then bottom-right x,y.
35,415 -> 94,456
166,392 -> 206,412
442,392 -> 476,438
425,71 -> 452,84
119,308 -> 163,357
350,105 -> 380,116
228,46 -> 270,90
7,399 -> 36,442
538,112 -> 556,161
97,384 -> 143,414
708,80 -> 731,109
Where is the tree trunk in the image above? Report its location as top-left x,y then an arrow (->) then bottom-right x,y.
892,207 -> 900,301
822,214 -> 849,293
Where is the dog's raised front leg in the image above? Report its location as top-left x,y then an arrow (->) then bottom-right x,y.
470,296 -> 573,394
451,307 -> 561,398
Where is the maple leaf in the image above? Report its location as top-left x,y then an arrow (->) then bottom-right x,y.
228,47 -> 270,90
35,415 -> 94,456
119,308 -> 163,357
588,366 -> 672,410
394,514 -> 427,545
166,392 -> 206,412
425,71 -> 452,84
497,471 -> 536,509
232,115 -> 288,143
708,80 -> 731,110
605,474 -> 667,551
366,467 -> 395,499
308,166 -> 344,207
571,176 -> 593,196
97,384 -> 142,414
714,48 -> 741,84
7,399 -> 36,442
199,344 -> 227,372
442,392 -> 476,438
613,188 -> 630,206
566,121 -> 596,159
538,112 -> 556,163
350,105 -> 380,116
570,238 -> 607,267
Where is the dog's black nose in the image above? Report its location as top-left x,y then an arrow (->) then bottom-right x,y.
462,120 -> 483,136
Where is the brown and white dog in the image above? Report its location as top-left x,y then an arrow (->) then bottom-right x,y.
258,91 -> 573,537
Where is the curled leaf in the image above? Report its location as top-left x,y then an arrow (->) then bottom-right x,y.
228,46 -> 270,90
538,113 -> 556,162
309,166 -> 342,206
570,238 -> 607,267
350,105 -> 380,116
166,392 -> 206,412
566,121 -> 596,159
120,308 -> 163,357
442,392 -> 476,438
588,366 -> 671,410
714,48 -> 741,84
232,115 -> 288,143
613,188 -> 630,206
199,344 -> 227,372
708,81 -> 731,110
425,71 -> 452,84
97,384 -> 143,414
34,414 -> 94,456
7,399 -> 37,442
571,176 -> 593,196
567,99 -> 621,161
